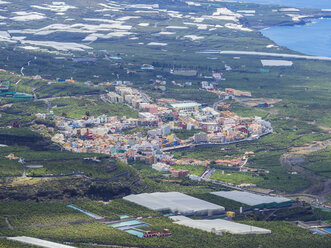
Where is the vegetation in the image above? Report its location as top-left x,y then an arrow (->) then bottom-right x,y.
0,145 -> 112,177
171,165 -> 205,176
0,218 -> 330,248
0,239 -> 40,248
173,129 -> 203,140
74,199 -> 160,219
123,126 -> 153,136
50,97 -> 138,119
305,146 -> 331,178
0,202 -> 92,227
211,170 -> 261,185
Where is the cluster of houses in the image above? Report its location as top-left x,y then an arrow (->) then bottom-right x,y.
48,87 -> 271,173
152,162 -> 189,178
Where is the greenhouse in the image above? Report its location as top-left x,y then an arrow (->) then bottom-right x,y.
7,236 -> 76,248
211,191 -> 292,209
124,192 -> 225,216
170,216 -> 271,235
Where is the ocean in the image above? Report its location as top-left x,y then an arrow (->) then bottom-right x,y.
238,0 -> 331,9
261,19 -> 331,57
239,0 -> 331,57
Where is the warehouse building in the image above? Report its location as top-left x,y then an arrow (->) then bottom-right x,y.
7,236 -> 76,248
170,102 -> 202,112
211,191 -> 292,209
124,192 -> 225,216
170,216 -> 271,235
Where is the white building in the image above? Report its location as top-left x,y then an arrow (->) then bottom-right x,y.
211,191 -> 292,208
124,192 -> 225,216
170,216 -> 271,235
139,112 -> 157,120
170,102 -> 202,112
7,236 -> 76,248
107,92 -> 123,103
202,107 -> 220,118
194,132 -> 208,143
152,162 -> 170,172
201,81 -> 214,90
161,125 -> 171,136
189,174 -> 202,181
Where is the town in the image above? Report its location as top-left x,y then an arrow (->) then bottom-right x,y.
47,85 -> 272,179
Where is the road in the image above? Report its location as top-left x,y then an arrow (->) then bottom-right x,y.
201,168 -> 216,180
213,99 -> 223,110
219,51 -> 331,61
20,67 -> 24,76
198,50 -> 331,61
161,129 -> 273,152
204,177 -> 242,190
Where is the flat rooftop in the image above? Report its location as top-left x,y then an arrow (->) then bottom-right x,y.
170,102 -> 201,108
211,191 -> 291,206
124,192 -> 225,216
261,60 -> 293,66
7,236 -> 76,248
170,216 -> 271,235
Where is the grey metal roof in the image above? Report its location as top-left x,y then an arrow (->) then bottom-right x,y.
211,191 -> 291,206
170,216 -> 271,235
124,192 -> 225,216
7,236 -> 76,248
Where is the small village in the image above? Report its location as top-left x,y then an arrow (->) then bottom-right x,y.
45,85 -> 273,180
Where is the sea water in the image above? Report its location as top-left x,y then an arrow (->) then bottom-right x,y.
238,0 -> 331,9
239,0 -> 331,57
261,19 -> 331,57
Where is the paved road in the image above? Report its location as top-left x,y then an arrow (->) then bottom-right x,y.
201,168 -> 216,180
218,51 -> 331,61
198,50 -> 331,61
161,130 -> 273,152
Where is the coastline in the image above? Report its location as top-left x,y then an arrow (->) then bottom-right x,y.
243,13 -> 331,30
260,17 -> 331,57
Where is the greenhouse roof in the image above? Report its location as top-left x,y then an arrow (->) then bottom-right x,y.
124,192 -> 225,216
211,191 -> 292,206
170,216 -> 271,235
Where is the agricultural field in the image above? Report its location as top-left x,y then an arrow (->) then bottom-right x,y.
50,97 -> 138,119
0,216 -> 7,229
0,239 -> 39,248
305,146 -> 331,178
0,143 -> 117,178
173,129 -> 204,140
0,202 -> 92,227
0,132 -> 139,201
0,217 -> 330,248
210,170 -> 261,185
172,165 -> 206,176
73,199 -> 160,219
